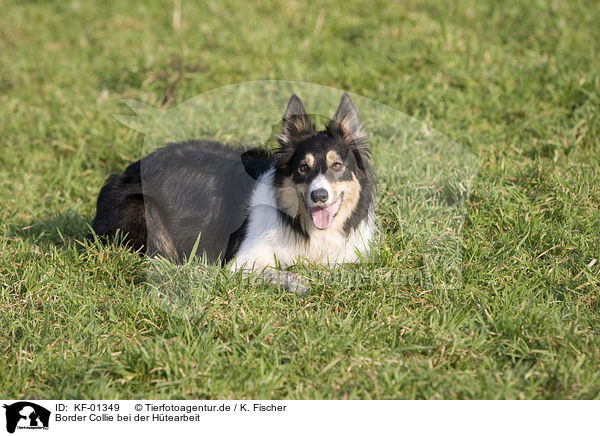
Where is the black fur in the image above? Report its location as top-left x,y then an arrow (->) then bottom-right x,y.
92,140 -> 271,262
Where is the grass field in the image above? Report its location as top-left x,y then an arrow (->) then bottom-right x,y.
1,0 -> 599,399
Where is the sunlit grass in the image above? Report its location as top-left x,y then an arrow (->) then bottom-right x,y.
0,0 -> 599,399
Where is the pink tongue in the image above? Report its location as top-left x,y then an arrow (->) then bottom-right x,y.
310,196 -> 342,230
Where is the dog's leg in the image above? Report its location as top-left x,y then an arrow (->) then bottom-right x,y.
259,269 -> 309,294
232,262 -> 309,294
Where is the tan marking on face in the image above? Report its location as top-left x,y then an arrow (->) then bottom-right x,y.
295,173 -> 362,235
304,153 -> 315,167
278,171 -> 362,235
327,173 -> 361,232
326,150 -> 341,166
276,176 -> 304,217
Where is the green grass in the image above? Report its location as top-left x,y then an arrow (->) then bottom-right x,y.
1,0 -> 599,399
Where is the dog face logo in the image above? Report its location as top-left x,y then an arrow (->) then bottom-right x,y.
2,402 -> 50,434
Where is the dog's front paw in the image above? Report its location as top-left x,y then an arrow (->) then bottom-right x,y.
284,273 -> 309,294
252,269 -> 310,294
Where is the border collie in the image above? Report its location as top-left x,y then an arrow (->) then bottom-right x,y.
91,93 -> 376,293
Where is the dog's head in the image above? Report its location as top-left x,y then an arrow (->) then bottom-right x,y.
274,93 -> 373,232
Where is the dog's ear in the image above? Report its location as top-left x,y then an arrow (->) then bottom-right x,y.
277,94 -> 316,147
327,92 -> 368,146
276,95 -> 315,170
241,148 -> 272,180
327,93 -> 370,171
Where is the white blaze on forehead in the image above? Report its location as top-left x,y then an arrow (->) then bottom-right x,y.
308,174 -> 333,204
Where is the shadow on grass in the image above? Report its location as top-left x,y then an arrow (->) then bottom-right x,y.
8,210 -> 92,246
7,211 -> 150,291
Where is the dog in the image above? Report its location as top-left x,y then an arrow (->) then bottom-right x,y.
91,93 -> 376,292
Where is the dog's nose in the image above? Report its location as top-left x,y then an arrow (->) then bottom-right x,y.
311,189 -> 329,203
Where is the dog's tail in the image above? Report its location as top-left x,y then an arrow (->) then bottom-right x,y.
89,161 -> 147,253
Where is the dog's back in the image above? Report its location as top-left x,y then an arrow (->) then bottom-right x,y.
91,140 -> 271,262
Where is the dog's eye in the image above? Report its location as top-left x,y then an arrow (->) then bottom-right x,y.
298,164 -> 309,173
331,162 -> 343,171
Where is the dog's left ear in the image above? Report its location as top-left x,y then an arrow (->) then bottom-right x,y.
328,92 -> 368,145
327,93 -> 370,170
